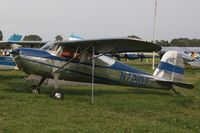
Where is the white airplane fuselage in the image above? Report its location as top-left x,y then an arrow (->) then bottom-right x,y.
12,48 -> 173,90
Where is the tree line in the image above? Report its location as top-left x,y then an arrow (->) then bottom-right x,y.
155,38 -> 200,47
128,35 -> 200,47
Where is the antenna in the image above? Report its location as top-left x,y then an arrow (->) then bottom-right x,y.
152,0 -> 159,69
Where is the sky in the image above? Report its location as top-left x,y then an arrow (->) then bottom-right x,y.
0,0 -> 199,41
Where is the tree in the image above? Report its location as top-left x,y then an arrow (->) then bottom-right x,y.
0,30 -> 3,41
127,35 -> 141,39
23,34 -> 42,41
155,40 -> 169,46
55,35 -> 63,41
162,38 -> 200,47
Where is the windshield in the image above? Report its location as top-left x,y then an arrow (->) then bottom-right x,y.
40,41 -> 58,51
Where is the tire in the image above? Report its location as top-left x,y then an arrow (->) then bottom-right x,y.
51,89 -> 64,100
28,85 -> 41,94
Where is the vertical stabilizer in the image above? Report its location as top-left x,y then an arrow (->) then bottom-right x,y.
8,34 -> 22,41
68,34 -> 83,41
153,50 -> 184,82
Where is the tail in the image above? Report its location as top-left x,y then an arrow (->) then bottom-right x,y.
8,34 -> 23,49
8,34 -> 22,41
68,34 -> 83,40
154,50 -> 184,82
153,50 -> 193,89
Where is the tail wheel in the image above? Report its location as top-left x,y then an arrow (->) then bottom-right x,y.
51,89 -> 64,100
28,85 -> 41,94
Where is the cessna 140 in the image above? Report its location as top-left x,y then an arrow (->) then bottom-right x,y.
9,37 -> 193,100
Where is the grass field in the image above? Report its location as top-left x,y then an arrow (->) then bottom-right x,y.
1,59 -> 200,133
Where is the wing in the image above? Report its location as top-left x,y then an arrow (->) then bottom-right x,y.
58,38 -> 161,54
0,41 -> 46,49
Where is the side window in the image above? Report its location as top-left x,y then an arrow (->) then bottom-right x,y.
60,47 -> 80,62
61,50 -> 74,58
79,52 -> 92,63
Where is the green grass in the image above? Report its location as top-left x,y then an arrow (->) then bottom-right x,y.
1,60 -> 200,133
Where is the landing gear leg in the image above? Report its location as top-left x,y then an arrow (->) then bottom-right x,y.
28,77 -> 46,94
50,73 -> 64,100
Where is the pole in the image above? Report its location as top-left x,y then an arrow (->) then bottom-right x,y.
152,0 -> 158,69
91,46 -> 95,104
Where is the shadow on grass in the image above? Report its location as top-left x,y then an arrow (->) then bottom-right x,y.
2,83 -> 172,97
0,75 -> 26,80
128,88 -> 171,96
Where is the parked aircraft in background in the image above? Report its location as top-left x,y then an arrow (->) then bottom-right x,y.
9,38 -> 193,100
0,34 -> 23,70
0,34 -> 47,70
161,47 -> 200,68
0,34 -> 22,50
161,47 -> 200,54
0,56 -> 17,70
0,34 -> 45,49
120,52 -> 160,60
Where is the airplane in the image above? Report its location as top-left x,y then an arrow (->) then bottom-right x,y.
161,47 -> 200,53
119,52 -> 160,60
161,47 -> 200,68
8,37 -> 194,100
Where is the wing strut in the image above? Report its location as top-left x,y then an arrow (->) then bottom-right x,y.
91,46 -> 95,104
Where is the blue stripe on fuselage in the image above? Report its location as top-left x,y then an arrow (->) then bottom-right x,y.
18,48 -> 51,57
111,61 -> 148,75
158,61 -> 184,75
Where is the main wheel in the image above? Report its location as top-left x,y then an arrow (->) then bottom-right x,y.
51,89 -> 64,100
28,85 -> 41,94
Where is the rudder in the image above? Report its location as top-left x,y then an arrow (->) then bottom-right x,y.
8,34 -> 22,41
153,50 -> 184,82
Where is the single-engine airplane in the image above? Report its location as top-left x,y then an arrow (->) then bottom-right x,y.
10,38 -> 193,100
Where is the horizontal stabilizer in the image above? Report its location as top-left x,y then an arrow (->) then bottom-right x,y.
156,80 -> 194,89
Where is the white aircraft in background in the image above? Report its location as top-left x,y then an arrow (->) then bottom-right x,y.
0,34 -> 46,70
0,34 -> 23,70
161,47 -> 200,69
